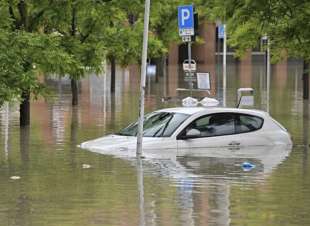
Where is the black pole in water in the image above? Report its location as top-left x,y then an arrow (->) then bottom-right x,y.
303,60 -> 309,100
110,56 -> 116,93
20,91 -> 30,126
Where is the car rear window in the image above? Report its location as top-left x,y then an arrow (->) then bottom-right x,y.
235,114 -> 264,133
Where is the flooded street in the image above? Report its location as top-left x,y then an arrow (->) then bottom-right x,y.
0,58 -> 310,226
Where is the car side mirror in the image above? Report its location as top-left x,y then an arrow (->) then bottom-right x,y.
177,128 -> 201,140
186,129 -> 201,137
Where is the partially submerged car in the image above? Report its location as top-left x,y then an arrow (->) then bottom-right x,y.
80,106 -> 292,156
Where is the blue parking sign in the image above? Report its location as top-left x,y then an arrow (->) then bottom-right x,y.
178,5 -> 194,36
218,24 -> 225,39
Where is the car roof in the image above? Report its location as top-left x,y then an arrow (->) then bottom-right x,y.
156,107 -> 206,115
156,107 -> 269,118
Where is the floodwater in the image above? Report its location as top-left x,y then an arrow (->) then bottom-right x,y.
0,57 -> 309,226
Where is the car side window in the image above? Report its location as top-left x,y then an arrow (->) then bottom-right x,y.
185,113 -> 235,138
235,114 -> 263,133
207,114 -> 235,136
181,113 -> 263,139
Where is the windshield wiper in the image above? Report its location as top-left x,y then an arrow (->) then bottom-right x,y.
152,116 -> 173,137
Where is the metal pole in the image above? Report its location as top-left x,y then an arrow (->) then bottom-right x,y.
188,41 -> 193,97
137,0 -> 151,156
260,65 -> 264,108
103,66 -> 107,134
137,157 -> 145,226
295,67 -> 298,104
266,38 -> 270,113
303,60 -> 309,100
217,27 -> 220,100
223,24 -> 227,107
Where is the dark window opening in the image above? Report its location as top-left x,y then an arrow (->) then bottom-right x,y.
179,113 -> 263,139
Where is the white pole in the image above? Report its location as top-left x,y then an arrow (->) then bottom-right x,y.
137,0 -> 151,156
188,41 -> 193,97
223,24 -> 227,107
137,157 -> 145,226
260,65 -> 264,107
266,37 -> 270,113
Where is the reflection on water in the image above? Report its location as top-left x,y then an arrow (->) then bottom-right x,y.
0,59 -> 310,226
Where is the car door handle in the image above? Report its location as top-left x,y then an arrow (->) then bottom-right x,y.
228,141 -> 240,146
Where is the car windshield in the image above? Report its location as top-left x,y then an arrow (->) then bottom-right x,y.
117,112 -> 189,137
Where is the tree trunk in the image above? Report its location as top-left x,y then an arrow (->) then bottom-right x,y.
155,56 -> 167,83
20,90 -> 30,126
154,58 -> 160,83
70,1 -> 79,106
163,55 -> 168,97
70,106 -> 78,147
71,1 -> 77,36
110,56 -> 116,93
303,61 -> 309,100
71,78 -> 79,105
17,0 -> 28,30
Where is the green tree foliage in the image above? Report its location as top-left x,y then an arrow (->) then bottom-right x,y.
149,0 -> 180,56
211,0 -> 310,61
43,0 -> 112,104
0,0 -> 74,124
102,0 -> 179,66
1,0 -> 188,121
0,1 -> 20,105
0,30 -> 74,104
0,31 -> 21,105
50,0 -> 111,74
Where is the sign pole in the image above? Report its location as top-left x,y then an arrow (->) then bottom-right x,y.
266,37 -> 270,113
178,5 -> 195,96
223,24 -> 227,107
217,25 -> 220,99
188,41 -> 193,97
137,0 -> 150,156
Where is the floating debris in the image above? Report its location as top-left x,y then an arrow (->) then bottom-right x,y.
10,176 -> 21,180
82,164 -> 92,169
119,147 -> 128,152
241,162 -> 256,171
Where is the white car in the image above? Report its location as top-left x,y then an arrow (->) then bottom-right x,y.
80,106 -> 292,156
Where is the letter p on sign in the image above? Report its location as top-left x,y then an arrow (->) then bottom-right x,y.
181,9 -> 190,26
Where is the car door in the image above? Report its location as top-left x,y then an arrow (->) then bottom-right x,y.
177,113 -> 267,155
177,113 -> 237,155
